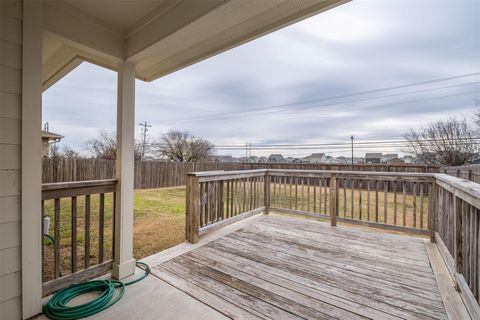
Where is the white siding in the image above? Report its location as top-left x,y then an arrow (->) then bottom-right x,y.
0,0 -> 23,319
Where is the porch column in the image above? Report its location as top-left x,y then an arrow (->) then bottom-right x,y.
22,1 -> 44,317
113,61 -> 136,279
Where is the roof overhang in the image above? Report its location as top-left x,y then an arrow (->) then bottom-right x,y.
42,0 -> 348,89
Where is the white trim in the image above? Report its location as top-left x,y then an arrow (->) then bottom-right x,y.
112,61 -> 136,279
21,1 -> 44,318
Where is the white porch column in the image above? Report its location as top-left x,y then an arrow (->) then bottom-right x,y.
21,1 -> 44,317
113,61 -> 136,279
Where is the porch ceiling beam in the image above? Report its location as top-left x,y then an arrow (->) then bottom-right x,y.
125,0 -> 229,62
43,1 -> 125,64
42,43 -> 82,92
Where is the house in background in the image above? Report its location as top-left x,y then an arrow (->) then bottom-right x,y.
41,130 -> 63,158
303,152 -> 327,163
382,153 -> 399,163
388,157 -> 405,165
365,153 -> 382,164
268,154 -> 285,163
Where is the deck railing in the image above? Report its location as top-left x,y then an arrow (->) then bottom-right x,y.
434,174 -> 480,317
186,169 -> 480,318
186,169 -> 436,241
41,179 -> 117,296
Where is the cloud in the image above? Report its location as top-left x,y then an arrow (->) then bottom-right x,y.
42,0 -> 480,157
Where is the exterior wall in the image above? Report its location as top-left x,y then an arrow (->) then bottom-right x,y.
0,0 -> 23,319
42,137 -> 49,157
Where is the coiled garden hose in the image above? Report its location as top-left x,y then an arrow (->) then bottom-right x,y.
43,261 -> 150,320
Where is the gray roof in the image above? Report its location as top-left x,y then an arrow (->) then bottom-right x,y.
41,130 -> 64,140
365,153 -> 382,158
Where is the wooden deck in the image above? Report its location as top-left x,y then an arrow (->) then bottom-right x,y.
36,213 -> 470,319
149,214 -> 462,320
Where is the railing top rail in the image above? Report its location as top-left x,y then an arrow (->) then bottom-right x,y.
434,173 -> 480,208
42,179 -> 117,191
187,169 -> 267,177
187,169 -> 435,182
267,169 -> 435,177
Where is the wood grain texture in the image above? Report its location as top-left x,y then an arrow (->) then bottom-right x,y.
153,214 -> 452,320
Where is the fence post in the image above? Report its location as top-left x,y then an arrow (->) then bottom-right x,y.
428,180 -> 437,243
186,173 -> 200,243
468,170 -> 473,182
453,194 -> 462,291
330,173 -> 338,226
264,171 -> 270,214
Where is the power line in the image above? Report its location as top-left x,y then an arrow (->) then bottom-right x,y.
148,73 -> 480,124
146,137 -> 480,151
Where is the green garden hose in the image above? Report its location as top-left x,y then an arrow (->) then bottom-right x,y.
43,261 -> 150,320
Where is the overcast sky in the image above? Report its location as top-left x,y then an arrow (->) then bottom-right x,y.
43,0 -> 480,158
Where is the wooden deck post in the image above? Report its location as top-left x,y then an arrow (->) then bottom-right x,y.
264,172 -> 270,214
453,195 -> 463,291
186,174 -> 200,243
330,173 -> 338,226
428,180 -> 437,243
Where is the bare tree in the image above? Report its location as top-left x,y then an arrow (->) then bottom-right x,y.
403,116 -> 478,166
85,130 -> 142,160
156,130 -> 214,162
62,145 -> 80,158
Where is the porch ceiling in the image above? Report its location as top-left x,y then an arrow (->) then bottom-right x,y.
42,0 -> 348,89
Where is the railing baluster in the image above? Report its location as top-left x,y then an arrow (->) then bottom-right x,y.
359,180 -> 362,220
367,180 -> 371,221
273,176 -> 276,208
343,178 -> 347,217
313,177 -> 317,213
402,181 -> 407,227
230,179 -> 234,218
383,180 -> 388,224
324,177 -> 328,214
41,200 -> 45,282
307,177 -> 310,212
301,177 -> 304,211
54,198 -> 61,279
289,177 -> 292,210
351,179 -> 355,219
318,178 -> 321,213
375,180 -> 379,223
253,176 -> 257,209
295,177 -> 298,210
413,182 -> 417,228
420,183 -> 424,229
394,181 -> 398,226
98,193 -> 105,263
85,194 -> 91,269
71,196 -> 77,273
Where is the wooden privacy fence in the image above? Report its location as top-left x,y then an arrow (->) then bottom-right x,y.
43,158 -> 438,189
41,179 -> 116,296
441,164 -> 480,184
186,169 -> 480,318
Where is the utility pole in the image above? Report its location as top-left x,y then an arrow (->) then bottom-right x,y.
139,121 -> 152,160
245,143 -> 252,162
350,135 -> 354,165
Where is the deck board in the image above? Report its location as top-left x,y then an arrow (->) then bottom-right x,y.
151,214 -> 450,319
